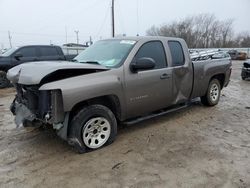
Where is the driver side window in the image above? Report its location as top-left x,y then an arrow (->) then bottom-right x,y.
16,47 -> 36,57
135,41 -> 167,69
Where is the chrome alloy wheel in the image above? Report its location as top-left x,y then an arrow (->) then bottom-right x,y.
210,83 -> 219,102
82,117 -> 111,149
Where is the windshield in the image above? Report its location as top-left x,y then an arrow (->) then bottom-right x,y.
1,47 -> 18,57
74,39 -> 136,68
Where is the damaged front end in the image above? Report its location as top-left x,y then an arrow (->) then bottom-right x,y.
10,84 -> 67,137
7,61 -> 110,141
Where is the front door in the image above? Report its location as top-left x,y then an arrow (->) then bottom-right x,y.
125,41 -> 173,118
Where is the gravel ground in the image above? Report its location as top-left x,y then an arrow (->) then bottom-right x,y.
0,60 -> 249,188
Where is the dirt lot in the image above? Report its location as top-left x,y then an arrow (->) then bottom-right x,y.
0,61 -> 249,188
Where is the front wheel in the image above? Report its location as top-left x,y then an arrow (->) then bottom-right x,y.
201,79 -> 221,106
68,105 -> 117,153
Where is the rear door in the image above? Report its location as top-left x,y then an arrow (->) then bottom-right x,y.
125,40 -> 173,118
38,46 -> 64,61
11,47 -> 38,66
168,41 -> 193,103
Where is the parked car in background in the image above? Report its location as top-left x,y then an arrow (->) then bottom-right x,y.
7,37 -> 232,153
228,50 -> 247,60
0,45 -> 77,88
190,49 -> 231,61
241,60 -> 250,80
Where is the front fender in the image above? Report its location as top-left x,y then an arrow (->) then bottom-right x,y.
39,72 -> 124,112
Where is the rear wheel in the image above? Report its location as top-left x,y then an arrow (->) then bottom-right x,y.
242,76 -> 246,80
201,79 -> 221,106
0,71 -> 11,89
68,104 -> 117,153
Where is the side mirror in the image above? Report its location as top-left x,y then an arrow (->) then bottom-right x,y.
130,57 -> 156,72
14,53 -> 23,60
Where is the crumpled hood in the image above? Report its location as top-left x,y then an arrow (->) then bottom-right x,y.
7,61 -> 109,85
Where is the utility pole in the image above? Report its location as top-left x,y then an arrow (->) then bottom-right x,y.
8,31 -> 12,48
75,30 -> 79,54
1,43 -> 4,54
75,30 -> 79,44
65,26 -> 68,44
65,26 -> 69,54
111,0 -> 115,37
89,36 -> 93,45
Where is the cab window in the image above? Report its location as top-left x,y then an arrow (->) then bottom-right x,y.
168,41 -> 185,66
40,47 -> 58,56
17,47 -> 36,57
135,41 -> 167,69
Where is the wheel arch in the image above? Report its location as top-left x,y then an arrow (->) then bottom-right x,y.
209,73 -> 225,89
68,95 -> 122,124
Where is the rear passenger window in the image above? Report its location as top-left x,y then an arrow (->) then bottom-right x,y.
135,41 -> 167,69
18,47 -> 36,57
40,47 -> 58,56
168,41 -> 185,66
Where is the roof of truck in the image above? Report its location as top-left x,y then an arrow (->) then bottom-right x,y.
107,36 -> 183,41
18,45 -> 60,48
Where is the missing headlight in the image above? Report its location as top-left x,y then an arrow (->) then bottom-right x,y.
50,89 -> 64,124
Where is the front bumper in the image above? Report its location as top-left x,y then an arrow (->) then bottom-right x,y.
11,97 -> 69,141
11,100 -> 36,127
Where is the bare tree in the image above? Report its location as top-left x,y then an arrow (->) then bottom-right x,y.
146,14 -> 243,48
146,25 -> 160,36
220,19 -> 234,47
236,32 -> 250,47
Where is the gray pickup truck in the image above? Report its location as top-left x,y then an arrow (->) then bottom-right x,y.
7,37 -> 232,153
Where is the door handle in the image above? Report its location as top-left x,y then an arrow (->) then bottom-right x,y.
160,73 -> 170,79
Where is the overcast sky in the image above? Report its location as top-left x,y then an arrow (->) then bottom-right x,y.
0,0 -> 249,48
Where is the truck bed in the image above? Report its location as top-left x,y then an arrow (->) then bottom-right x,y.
191,58 -> 232,98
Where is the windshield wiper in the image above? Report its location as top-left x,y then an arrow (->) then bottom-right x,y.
79,61 -> 101,65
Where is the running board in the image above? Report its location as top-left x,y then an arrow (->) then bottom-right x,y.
123,103 -> 191,126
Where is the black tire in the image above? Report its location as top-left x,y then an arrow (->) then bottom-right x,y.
68,104 -> 117,154
242,76 -> 246,80
0,71 -> 11,89
201,79 -> 221,106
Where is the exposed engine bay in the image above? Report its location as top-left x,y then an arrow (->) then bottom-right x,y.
10,84 -> 64,128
